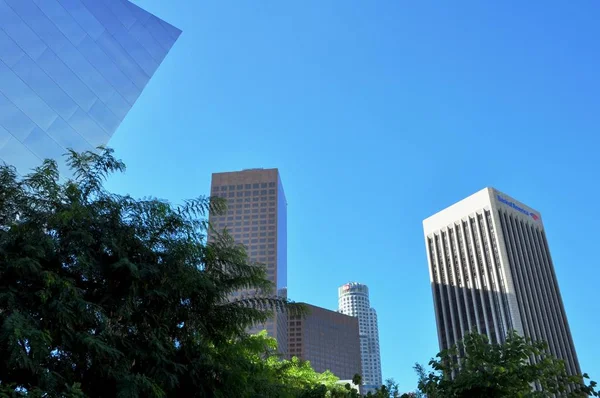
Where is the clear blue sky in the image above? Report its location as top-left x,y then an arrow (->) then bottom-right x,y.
107,0 -> 600,392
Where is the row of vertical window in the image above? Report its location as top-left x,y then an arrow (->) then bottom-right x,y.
214,190 -> 277,198
498,210 -> 580,379
220,213 -> 277,221
428,211 -> 515,350
216,182 -> 276,190
215,218 -> 277,227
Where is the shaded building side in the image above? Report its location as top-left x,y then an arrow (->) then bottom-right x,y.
288,303 -> 361,380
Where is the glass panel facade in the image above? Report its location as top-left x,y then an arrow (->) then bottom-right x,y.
0,0 -> 181,175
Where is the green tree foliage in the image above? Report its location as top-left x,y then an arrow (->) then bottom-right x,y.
368,378 -> 423,398
368,378 -> 401,397
210,331 -> 360,397
0,149 -> 306,397
416,331 -> 598,398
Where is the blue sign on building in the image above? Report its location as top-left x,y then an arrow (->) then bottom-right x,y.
497,195 -> 540,221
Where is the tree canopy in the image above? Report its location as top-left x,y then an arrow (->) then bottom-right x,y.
368,378 -> 423,398
0,149 -> 310,397
197,330 -> 361,398
416,331 -> 598,398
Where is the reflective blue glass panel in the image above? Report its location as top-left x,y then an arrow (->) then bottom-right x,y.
277,175 -> 288,292
0,0 -> 181,175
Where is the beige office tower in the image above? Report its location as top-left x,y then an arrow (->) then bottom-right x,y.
423,187 -> 581,379
208,169 -> 288,356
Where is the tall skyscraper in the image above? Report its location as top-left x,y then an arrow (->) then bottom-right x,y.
0,0 -> 181,175
208,169 -> 288,355
423,187 -> 581,378
288,303 -> 362,380
338,282 -> 382,390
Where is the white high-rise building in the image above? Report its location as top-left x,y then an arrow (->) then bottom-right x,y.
338,282 -> 382,390
423,187 -> 581,380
